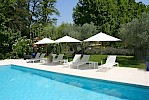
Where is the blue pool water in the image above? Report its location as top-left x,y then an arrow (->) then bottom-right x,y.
0,65 -> 149,100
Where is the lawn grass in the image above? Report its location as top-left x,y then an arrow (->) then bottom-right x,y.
89,55 -> 146,69
117,55 -> 145,69
67,54 -> 146,69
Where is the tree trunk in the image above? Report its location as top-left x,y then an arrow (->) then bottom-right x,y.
134,47 -> 147,60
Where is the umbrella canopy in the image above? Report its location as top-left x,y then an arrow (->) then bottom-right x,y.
55,36 -> 81,59
35,38 -> 54,56
84,32 -> 121,42
83,32 -> 121,64
35,38 -> 54,44
55,36 -> 81,43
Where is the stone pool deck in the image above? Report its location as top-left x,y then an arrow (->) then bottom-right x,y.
0,59 -> 149,87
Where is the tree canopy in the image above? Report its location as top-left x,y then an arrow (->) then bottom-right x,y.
0,0 -> 59,58
1,0 -> 149,60
73,0 -> 148,36
119,13 -> 149,59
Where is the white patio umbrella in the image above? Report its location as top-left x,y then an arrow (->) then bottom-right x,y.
35,38 -> 55,55
55,36 -> 81,43
55,36 -> 81,59
35,38 -> 54,44
84,32 -> 121,64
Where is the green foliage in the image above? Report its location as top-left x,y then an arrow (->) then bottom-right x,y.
55,22 -> 98,40
73,0 -> 148,37
42,23 -> 57,39
12,36 -> 33,58
0,53 -> 4,60
80,22 -> 98,40
30,0 -> 59,25
0,0 -> 16,30
0,0 -> 59,59
0,29 -> 21,58
0,0 -> 30,36
85,47 -> 133,56
119,13 -> 149,59
0,0 -> 59,38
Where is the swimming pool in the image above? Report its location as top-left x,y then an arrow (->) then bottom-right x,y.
0,65 -> 149,100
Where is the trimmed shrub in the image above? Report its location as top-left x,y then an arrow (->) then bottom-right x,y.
85,47 -> 134,56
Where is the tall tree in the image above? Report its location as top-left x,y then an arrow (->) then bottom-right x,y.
30,0 -> 59,25
0,0 -> 21,56
119,13 -> 149,60
0,0 -> 31,37
0,0 -> 59,58
29,0 -> 59,39
55,22 -> 98,40
73,0 -> 148,36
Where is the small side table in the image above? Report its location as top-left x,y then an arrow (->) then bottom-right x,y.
89,61 -> 98,69
62,59 -> 69,68
63,59 -> 68,63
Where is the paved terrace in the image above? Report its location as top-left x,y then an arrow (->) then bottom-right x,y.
0,59 -> 149,87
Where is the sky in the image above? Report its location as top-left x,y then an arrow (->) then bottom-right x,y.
55,0 -> 78,26
136,0 -> 149,4
55,0 -> 149,26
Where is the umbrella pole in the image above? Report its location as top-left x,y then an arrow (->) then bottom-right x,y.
66,43 -> 68,60
46,44 -> 48,56
100,42 -> 102,65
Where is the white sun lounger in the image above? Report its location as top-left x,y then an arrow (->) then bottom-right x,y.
26,53 -> 41,63
97,55 -> 119,70
29,53 -> 46,63
71,55 -> 90,69
38,53 -> 46,62
64,54 -> 81,68
52,54 -> 64,63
